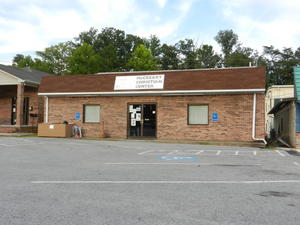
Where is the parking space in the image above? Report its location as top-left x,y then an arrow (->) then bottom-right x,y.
0,137 -> 300,225
138,149 -> 288,157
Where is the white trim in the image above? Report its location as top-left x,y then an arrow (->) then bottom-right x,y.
0,83 -> 20,85
38,89 -> 265,97
31,180 -> 300,184
0,69 -> 24,84
45,96 -> 49,123
252,93 -> 267,144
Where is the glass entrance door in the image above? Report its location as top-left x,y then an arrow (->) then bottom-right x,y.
128,104 -> 156,138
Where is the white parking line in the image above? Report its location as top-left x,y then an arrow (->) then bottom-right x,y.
294,162 -> 300,167
275,150 -> 286,157
195,150 -> 204,155
138,150 -> 278,156
168,150 -> 179,155
31,180 -> 300,184
106,163 -> 204,165
104,162 -> 261,166
138,150 -> 154,155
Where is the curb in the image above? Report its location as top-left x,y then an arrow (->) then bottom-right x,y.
277,147 -> 300,154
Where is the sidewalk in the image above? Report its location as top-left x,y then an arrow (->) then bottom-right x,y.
0,133 -> 35,137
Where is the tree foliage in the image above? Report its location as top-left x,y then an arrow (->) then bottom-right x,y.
68,43 -> 101,74
127,44 -> 158,71
160,44 -> 179,70
11,27 -> 300,86
263,46 -> 300,86
196,44 -> 221,68
36,41 -> 75,75
214,29 -> 238,58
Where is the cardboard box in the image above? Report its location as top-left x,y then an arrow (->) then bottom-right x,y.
38,123 -> 73,138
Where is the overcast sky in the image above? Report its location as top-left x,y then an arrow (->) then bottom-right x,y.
1,0 -> 300,65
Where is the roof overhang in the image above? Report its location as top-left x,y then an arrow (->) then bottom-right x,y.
268,98 -> 295,114
38,88 -> 265,97
0,69 -> 39,87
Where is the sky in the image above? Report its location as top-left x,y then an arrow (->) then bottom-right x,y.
0,0 -> 300,65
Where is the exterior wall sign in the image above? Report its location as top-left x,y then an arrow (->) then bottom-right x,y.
212,113 -> 219,122
75,112 -> 80,120
114,74 -> 165,90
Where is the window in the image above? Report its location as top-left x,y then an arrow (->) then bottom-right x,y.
188,105 -> 208,125
84,105 -> 100,123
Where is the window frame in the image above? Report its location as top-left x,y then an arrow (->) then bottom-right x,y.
83,104 -> 101,123
187,104 -> 209,125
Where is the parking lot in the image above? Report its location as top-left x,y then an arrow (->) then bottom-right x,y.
0,137 -> 300,225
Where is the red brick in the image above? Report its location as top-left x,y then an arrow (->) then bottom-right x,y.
46,94 -> 265,142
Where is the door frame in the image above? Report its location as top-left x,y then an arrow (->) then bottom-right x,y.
127,102 -> 157,139
11,96 -> 17,125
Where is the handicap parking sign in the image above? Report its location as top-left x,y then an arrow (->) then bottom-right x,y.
212,113 -> 219,122
75,112 -> 80,120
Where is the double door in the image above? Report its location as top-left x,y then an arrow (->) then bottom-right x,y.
128,104 -> 156,138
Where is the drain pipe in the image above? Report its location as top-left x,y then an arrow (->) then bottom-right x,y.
252,93 -> 267,145
45,96 -> 49,123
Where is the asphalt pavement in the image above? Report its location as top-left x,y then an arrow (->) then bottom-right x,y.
0,137 -> 300,225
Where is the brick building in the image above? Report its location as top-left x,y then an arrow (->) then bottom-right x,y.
38,67 -> 266,143
0,64 -> 50,133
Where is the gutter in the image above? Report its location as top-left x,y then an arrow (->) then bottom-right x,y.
38,89 -> 265,97
252,93 -> 267,145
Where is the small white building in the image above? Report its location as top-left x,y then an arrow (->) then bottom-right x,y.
265,85 -> 294,136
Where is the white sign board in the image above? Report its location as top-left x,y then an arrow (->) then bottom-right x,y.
114,74 -> 165,90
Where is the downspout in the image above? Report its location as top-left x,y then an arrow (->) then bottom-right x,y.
45,96 -> 49,123
252,93 -> 267,144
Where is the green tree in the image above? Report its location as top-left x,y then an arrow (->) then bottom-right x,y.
176,39 -> 197,69
160,44 -> 180,70
98,44 -> 118,72
76,27 -> 144,71
36,41 -> 75,75
196,44 -> 221,68
12,54 -> 26,66
144,35 -> 161,59
263,46 -> 300,86
224,46 -> 257,67
12,55 -> 52,73
214,29 -> 238,59
68,43 -> 101,74
75,27 -> 98,46
14,55 -> 34,68
127,44 -> 158,71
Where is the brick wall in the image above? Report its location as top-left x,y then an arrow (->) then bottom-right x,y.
0,85 -> 42,127
45,94 -> 265,142
0,97 -> 12,124
24,86 -> 43,126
